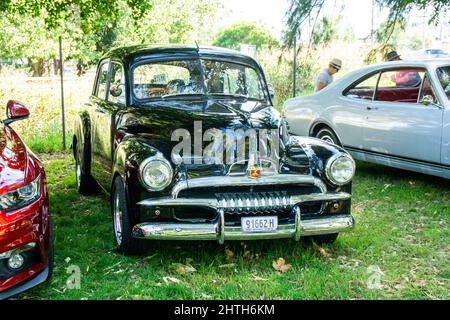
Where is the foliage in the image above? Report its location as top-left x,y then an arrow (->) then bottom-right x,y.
284,0 -> 326,47
0,0 -> 152,34
0,0 -> 221,75
311,17 -> 337,46
284,0 -> 450,47
14,154 -> 450,299
377,0 -> 450,24
213,22 -> 280,51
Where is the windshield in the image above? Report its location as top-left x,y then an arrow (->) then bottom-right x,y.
132,59 -> 267,101
436,66 -> 450,101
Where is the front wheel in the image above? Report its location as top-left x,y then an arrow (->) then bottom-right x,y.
75,142 -> 98,195
111,177 -> 147,255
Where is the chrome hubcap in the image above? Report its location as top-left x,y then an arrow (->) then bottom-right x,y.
321,135 -> 335,144
113,191 -> 123,246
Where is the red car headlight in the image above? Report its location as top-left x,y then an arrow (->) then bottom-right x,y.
0,174 -> 41,213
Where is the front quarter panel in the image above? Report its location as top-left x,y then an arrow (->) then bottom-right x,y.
288,135 -> 353,192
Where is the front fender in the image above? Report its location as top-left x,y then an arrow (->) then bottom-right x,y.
287,135 -> 353,191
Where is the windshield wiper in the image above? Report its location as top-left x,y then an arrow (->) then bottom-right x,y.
161,93 -> 207,99
210,93 -> 249,100
210,94 -> 266,102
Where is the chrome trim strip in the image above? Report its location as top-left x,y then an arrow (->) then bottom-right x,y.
293,206 -> 301,241
137,192 -> 350,208
218,209 -> 225,244
171,174 -> 327,199
131,215 -> 354,241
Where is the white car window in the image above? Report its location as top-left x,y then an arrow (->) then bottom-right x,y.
375,69 -> 425,104
344,72 -> 379,100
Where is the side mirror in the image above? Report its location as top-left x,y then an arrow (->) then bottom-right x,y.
421,95 -> 439,107
268,84 -> 275,100
4,100 -> 29,125
110,84 -> 123,98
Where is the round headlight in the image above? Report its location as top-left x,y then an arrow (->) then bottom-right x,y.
139,157 -> 173,191
325,154 -> 355,186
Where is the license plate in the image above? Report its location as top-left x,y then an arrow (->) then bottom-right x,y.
241,216 -> 278,233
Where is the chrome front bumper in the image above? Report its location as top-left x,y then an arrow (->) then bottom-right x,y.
132,208 -> 355,243
132,174 -> 354,243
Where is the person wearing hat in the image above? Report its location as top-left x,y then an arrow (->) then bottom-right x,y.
314,58 -> 342,92
385,50 -> 422,87
386,50 -> 401,61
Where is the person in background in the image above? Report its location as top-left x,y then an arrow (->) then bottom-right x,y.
386,50 -> 422,87
314,58 -> 342,92
386,50 -> 401,62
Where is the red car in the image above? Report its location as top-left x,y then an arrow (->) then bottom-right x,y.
0,100 -> 53,299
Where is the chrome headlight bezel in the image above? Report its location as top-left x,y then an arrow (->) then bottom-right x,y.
139,155 -> 173,192
325,153 -> 356,186
0,174 -> 42,213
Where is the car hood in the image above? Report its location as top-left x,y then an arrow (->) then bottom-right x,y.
120,99 -> 312,177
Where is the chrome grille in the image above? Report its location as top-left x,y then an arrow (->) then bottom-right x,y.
216,191 -> 292,214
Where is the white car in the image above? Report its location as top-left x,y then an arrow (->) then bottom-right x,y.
416,49 -> 449,59
283,59 -> 450,179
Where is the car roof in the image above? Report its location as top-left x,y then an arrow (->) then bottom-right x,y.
103,44 -> 260,67
355,59 -> 450,72
331,58 -> 450,88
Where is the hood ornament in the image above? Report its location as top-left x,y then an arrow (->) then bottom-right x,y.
247,154 -> 261,179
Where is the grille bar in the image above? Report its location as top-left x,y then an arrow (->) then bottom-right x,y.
215,191 -> 292,214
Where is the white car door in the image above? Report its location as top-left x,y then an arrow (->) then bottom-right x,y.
363,68 -> 443,164
337,72 -> 380,148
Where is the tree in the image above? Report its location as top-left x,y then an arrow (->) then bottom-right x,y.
0,0 -> 220,76
284,0 -> 450,47
213,22 -> 280,51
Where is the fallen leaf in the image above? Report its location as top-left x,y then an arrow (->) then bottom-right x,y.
272,257 -> 291,273
163,276 -> 180,284
251,275 -> 268,281
243,250 -> 253,260
176,265 -> 186,274
314,246 -> 330,258
64,257 -> 71,264
225,248 -> 234,259
218,263 -> 236,268
184,265 -> 197,273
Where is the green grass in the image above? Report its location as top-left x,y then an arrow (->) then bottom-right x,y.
15,153 -> 449,300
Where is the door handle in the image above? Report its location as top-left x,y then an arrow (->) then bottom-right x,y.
366,106 -> 378,111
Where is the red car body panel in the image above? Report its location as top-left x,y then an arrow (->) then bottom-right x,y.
0,124 -> 52,298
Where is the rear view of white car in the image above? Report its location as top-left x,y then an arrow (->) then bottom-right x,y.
283,59 -> 450,179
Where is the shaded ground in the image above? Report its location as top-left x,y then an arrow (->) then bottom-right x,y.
16,153 -> 450,299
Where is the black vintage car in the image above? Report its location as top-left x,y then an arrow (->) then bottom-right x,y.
72,45 -> 356,255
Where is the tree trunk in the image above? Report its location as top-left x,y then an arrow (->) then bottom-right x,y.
29,57 -> 48,77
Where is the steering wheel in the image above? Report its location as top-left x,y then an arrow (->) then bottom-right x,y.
167,79 -> 185,92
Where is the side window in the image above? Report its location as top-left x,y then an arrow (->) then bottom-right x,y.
96,62 -> 110,100
418,74 -> 438,103
344,72 -> 379,100
222,69 -> 241,95
375,68 -> 424,103
108,63 -> 125,105
245,68 -> 264,100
